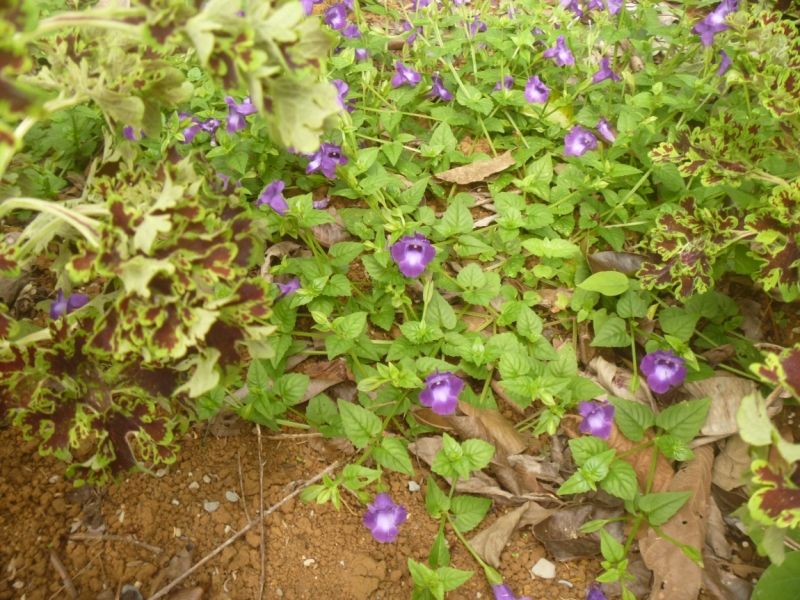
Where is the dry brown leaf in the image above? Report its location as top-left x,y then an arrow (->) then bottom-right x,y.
587,356 -> 657,413
705,497 -> 731,560
469,502 -> 556,568
683,373 -> 758,437
434,151 -> 515,185
607,424 -> 674,493
587,251 -> 647,275
532,504 -> 625,560
736,297 -> 764,341
601,559 -> 652,598
301,358 -> 354,381
168,588 -> 204,600
711,435 -> 750,491
506,455 -> 564,484
308,436 -> 355,459
458,402 -> 528,456
702,553 -> 752,600
310,209 -> 350,248
641,446 -> 714,600
261,241 -> 307,280
537,287 -> 572,313
702,345 -> 737,366
208,409 -> 245,438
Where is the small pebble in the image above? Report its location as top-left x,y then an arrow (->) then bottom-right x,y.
49,475 -> 59,484
276,589 -> 283,597
202,475 -> 211,484
225,490 -> 239,502
204,500 -> 220,513
188,481 -> 199,490
558,580 -> 573,588
303,558 -> 316,567
340,561 -> 345,567
742,541 -> 749,548
530,558 -> 557,579
408,481 -> 421,492
171,499 -> 180,506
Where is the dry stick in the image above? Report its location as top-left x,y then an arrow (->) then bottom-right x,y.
264,432 -> 323,439
146,459 -> 341,600
236,449 -> 252,522
49,549 -> 78,599
257,423 -> 266,600
765,384 -> 785,409
47,547 -> 105,600
67,533 -> 162,554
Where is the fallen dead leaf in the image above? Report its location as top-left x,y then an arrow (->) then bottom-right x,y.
168,587 -> 204,600
261,241 -> 307,280
434,151 -> 515,185
208,409 -> 245,438
607,424 -> 674,494
506,454 -> 564,484
702,552 -> 753,600
150,544 -> 195,596
300,358 -> 355,380
683,373 -> 758,437
712,435 -> 751,492
601,558 -> 652,598
702,345 -> 737,366
537,287 -> 572,313
310,208 -> 350,248
736,297 -> 763,341
308,436 -> 355,460
469,502 -> 556,568
587,251 -> 647,275
705,496 -> 731,560
641,446 -> 714,600
587,356 -> 657,413
532,504 -> 625,560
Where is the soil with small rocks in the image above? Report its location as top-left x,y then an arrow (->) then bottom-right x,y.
0,425 -> 601,600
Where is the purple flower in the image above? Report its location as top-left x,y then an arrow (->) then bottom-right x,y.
640,349 -> 687,394
469,16 -> 487,38
607,0 -> 623,15
524,76 -> 550,103
354,48 -> 370,61
507,6 -> 518,19
123,126 -> 144,141
592,57 -> 621,83
411,0 -> 431,7
49,289 -> 90,320
236,10 -> 245,17
595,118 -> 616,143
332,80 -> 355,113
343,0 -> 354,10
564,125 -> 598,157
579,400 -> 615,439
313,198 -> 330,210
391,61 -> 421,88
428,73 -> 453,101
363,493 -> 408,543
717,50 -> 732,75
225,96 -> 257,134
276,278 -> 301,300
494,76 -> 515,91
492,583 -> 531,600
217,173 -> 242,190
306,142 -> 348,178
402,21 -> 422,45
178,112 -> 201,144
543,35 -> 575,66
300,0 -> 321,15
419,370 -> 463,415
560,0 -> 584,18
587,582 -> 609,600
200,117 -> 220,135
324,3 -> 348,30
587,0 -> 605,9
691,0 -> 739,47
342,24 -> 361,38
257,180 -> 289,215
390,232 -> 436,278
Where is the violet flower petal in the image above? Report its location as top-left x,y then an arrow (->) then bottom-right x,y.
578,400 -> 615,439
324,3 -> 348,30
587,582 -> 609,600
276,278 -> 301,299
494,75 -> 515,91
390,232 -> 436,278
428,73 -> 454,101
50,289 -> 89,320
564,126 -> 598,157
492,583 -> 532,600
543,35 -> 575,66
363,493 -> 408,543
596,118 -> 616,143
607,0 -> 623,15
640,349 -> 687,394
418,370 -> 464,415
717,50 -> 732,75
524,76 -> 550,104
257,180 -> 289,215
592,57 -> 621,83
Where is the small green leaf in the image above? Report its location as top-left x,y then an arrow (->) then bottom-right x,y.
338,400 -> 382,448
579,272 -> 630,296
429,528 -> 451,568
569,436 -> 610,467
601,461 -> 639,501
373,436 -> 415,477
437,566 -> 474,592
462,438 -> 495,472
425,476 -> 451,518
600,528 -> 626,563
450,495 -> 492,533
591,316 -> 631,348
655,397 -> 712,443
639,491 -> 692,525
610,397 -> 656,442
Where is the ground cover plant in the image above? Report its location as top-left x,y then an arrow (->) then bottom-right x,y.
1,0 -> 800,598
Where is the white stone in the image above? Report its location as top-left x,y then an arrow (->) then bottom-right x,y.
530,558 -> 556,579
558,580 -> 573,588
303,558 -> 316,567
225,490 -> 239,502
171,499 -> 180,506
204,500 -> 220,513
202,475 -> 211,484
188,481 -> 199,490
408,481 -> 421,492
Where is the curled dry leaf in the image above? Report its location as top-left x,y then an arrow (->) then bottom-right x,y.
537,287 -> 572,313
587,251 -> 647,275
469,501 -> 556,568
682,373 -> 759,437
308,436 -> 355,460
149,544 -> 195,596
736,297 -> 764,341
507,455 -> 564,484
702,552 -> 753,600
712,434 -> 751,492
532,504 -> 625,561
261,241 -> 306,280
641,446 -> 714,600
607,423 -> 674,493
310,208 -> 350,248
434,151 -> 515,185
705,496 -> 731,560
587,356 -> 657,413
702,344 -> 737,366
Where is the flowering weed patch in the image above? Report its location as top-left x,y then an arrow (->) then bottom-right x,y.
2,0 -> 800,597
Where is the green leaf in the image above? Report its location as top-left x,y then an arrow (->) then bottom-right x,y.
579,272 -> 630,296
600,529 -> 626,563
582,449 -> 617,483
591,316 -> 631,348
450,495 -> 492,533
569,436 -> 610,467
426,291 -> 457,330
616,289 -> 648,319
274,373 -> 310,405
429,122 -> 458,153
655,435 -> 696,461
499,352 -> 530,379
437,566 -> 474,592
610,398 -> 656,442
342,464 -> 381,489
329,242 -> 364,268
373,436 -> 415,477
462,438 -> 495,472
521,237 -> 582,258
639,491 -> 692,526
408,558 -> 435,588
435,197 -> 473,237
429,529 -> 451,568
737,392 -> 774,446
655,397 -> 712,443
659,307 -> 700,343
601,461 -> 639,501
516,305 -> 543,341
334,311 -> 368,339
425,476 -> 451,518
247,359 -> 272,392
325,335 -> 355,359
457,263 -> 487,289
338,400 -> 382,448
558,471 -> 594,495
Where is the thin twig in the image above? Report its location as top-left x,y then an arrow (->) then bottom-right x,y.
264,433 -> 323,439
146,460 -> 342,600
236,449 -> 251,522
257,424 -> 266,600
49,550 -> 78,599
47,547 -> 104,600
765,384 -> 785,408
67,533 -> 162,554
